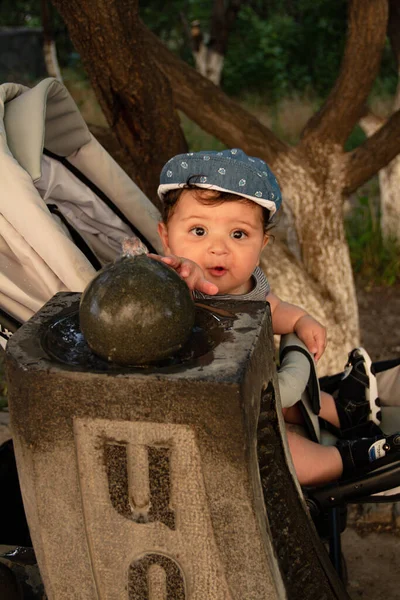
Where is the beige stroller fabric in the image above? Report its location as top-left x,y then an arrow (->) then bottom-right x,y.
0,78 -> 162,326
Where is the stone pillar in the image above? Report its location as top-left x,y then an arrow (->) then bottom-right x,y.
6,293 -> 348,600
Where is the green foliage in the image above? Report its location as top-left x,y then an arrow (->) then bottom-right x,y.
139,0 -> 214,64
0,0 -> 76,68
344,125 -> 366,152
346,195 -> 400,286
222,2 -> 348,100
139,0 -> 397,102
2,1 -> 398,102
0,0 -> 41,27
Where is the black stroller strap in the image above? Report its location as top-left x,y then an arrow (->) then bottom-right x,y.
280,344 -> 321,415
47,204 -> 103,271
0,307 -> 21,334
43,148 -> 157,254
299,402 -> 320,443
373,357 -> 400,373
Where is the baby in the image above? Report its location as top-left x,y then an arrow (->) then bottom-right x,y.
150,148 -> 399,486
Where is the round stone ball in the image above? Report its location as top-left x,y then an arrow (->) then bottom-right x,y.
79,254 -> 195,365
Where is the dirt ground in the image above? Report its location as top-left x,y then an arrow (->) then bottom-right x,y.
356,282 -> 400,362
343,528 -> 400,599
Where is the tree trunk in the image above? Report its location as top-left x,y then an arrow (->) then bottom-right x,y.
359,109 -> 400,242
261,149 -> 358,374
358,0 -> 400,242
189,20 -> 224,85
188,1 -> 242,86
50,0 -> 187,205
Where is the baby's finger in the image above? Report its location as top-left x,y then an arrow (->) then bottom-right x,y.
147,253 -> 180,268
147,253 -> 163,262
314,335 -> 327,362
161,255 -> 182,268
314,348 -> 322,362
196,278 -> 219,295
180,264 -> 193,278
300,330 -> 317,354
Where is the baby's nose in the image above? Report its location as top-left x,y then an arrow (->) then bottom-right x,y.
209,239 -> 228,254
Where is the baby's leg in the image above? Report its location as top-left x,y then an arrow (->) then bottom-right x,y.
283,391 -> 339,427
318,391 -> 340,428
286,429 -> 343,485
287,427 -> 400,486
282,405 -> 303,424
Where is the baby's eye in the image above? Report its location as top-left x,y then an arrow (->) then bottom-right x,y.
190,226 -> 206,237
231,230 -> 247,240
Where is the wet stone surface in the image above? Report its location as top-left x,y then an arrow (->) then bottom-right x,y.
42,301 -> 234,372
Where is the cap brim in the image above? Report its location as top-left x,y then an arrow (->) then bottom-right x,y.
157,183 -> 277,216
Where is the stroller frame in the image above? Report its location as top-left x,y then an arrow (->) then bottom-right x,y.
301,356 -> 400,580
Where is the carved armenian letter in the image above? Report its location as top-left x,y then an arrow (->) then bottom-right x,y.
104,442 -> 175,529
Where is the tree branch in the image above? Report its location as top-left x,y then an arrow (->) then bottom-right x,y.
344,107 -> 400,194
143,23 -> 287,164
359,109 -> 385,137
301,0 -> 388,147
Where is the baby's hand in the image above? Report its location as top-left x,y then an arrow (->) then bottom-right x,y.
148,254 -> 219,295
294,314 -> 327,362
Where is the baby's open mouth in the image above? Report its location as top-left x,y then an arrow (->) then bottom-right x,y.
208,266 -> 227,277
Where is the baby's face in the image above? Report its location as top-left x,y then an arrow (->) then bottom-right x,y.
158,189 -> 268,295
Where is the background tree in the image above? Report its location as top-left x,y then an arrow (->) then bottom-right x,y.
50,0 -> 400,373
183,0 -> 242,85
41,0 -> 62,81
359,0 -> 400,243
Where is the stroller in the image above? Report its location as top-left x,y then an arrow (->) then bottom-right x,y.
0,78 -> 399,596
0,77 -> 163,347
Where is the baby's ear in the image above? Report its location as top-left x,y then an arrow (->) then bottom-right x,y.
256,234 -> 269,265
262,233 -> 269,249
157,222 -> 170,254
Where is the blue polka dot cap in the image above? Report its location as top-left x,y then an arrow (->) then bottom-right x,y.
158,148 -> 282,218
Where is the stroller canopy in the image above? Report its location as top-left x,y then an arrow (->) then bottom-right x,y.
0,78 -> 162,326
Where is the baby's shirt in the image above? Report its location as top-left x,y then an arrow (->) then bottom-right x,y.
193,266 -> 270,302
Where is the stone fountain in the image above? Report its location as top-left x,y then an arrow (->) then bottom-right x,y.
5,291 -> 349,599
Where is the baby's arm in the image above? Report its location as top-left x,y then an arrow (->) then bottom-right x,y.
267,292 -> 327,361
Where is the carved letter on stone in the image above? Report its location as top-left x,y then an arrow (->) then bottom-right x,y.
74,419 -> 234,598
129,554 -> 186,600
104,442 -> 175,529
